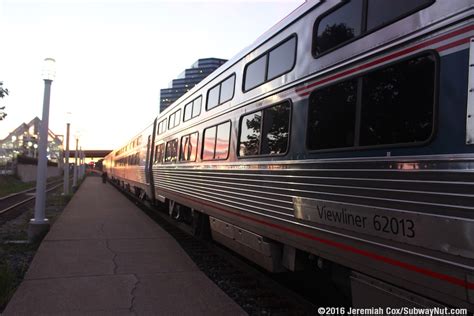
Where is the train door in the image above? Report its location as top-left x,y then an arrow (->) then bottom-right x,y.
147,118 -> 158,202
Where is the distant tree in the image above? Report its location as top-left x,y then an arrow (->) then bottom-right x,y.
0,82 -> 8,121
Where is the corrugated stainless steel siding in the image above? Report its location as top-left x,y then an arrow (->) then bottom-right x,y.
152,158 -> 474,221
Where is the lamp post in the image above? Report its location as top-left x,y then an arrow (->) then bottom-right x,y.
72,132 -> 79,191
63,113 -> 71,195
81,149 -> 85,178
79,146 -> 83,179
28,57 -> 55,242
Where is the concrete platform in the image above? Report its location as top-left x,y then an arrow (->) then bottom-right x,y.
4,177 -> 246,316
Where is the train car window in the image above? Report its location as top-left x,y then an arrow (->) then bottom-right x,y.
157,120 -> 163,135
307,80 -> 357,150
202,121 -> 231,160
180,132 -> 198,162
244,36 -> 296,92
239,101 -> 291,156
168,109 -> 181,129
306,53 -> 435,151
239,112 -> 261,156
162,119 -> 167,133
314,0 -> 363,56
184,96 -> 202,122
164,139 -> 178,163
219,75 -> 235,104
207,74 -> 235,111
260,103 -> 291,154
366,0 -> 433,31
313,0 -> 434,56
175,109 -> 181,127
207,85 -> 220,110
192,97 -> 202,118
244,55 -> 266,91
268,37 -> 296,80
215,122 -> 231,159
202,126 -> 217,160
184,102 -> 193,122
154,143 -> 164,164
359,54 -> 435,146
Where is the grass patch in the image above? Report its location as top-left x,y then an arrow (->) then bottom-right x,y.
0,243 -> 38,311
0,176 -> 34,198
0,263 -> 15,309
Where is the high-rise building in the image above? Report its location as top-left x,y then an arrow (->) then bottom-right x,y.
160,58 -> 227,112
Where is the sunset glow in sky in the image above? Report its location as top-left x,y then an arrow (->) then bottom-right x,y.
0,0 -> 304,150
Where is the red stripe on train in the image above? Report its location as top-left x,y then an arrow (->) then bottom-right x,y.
159,187 -> 474,290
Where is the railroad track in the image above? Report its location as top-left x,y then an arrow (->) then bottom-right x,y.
112,181 -> 319,315
0,179 -> 64,218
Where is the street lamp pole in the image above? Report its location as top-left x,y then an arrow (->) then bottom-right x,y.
82,149 -> 85,178
79,146 -> 83,179
63,120 -> 70,195
72,136 -> 79,190
29,57 -> 55,242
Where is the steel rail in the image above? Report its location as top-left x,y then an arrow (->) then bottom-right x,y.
0,181 -> 64,216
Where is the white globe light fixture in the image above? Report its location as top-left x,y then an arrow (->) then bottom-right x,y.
42,58 -> 56,80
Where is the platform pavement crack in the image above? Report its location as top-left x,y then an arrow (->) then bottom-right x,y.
105,239 -> 118,274
129,274 -> 140,314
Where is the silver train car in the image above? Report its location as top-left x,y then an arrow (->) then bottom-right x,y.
104,0 -> 474,309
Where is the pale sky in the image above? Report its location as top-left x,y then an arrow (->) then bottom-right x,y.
0,0 -> 304,150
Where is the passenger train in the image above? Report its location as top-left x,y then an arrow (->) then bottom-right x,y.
104,0 -> 474,309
